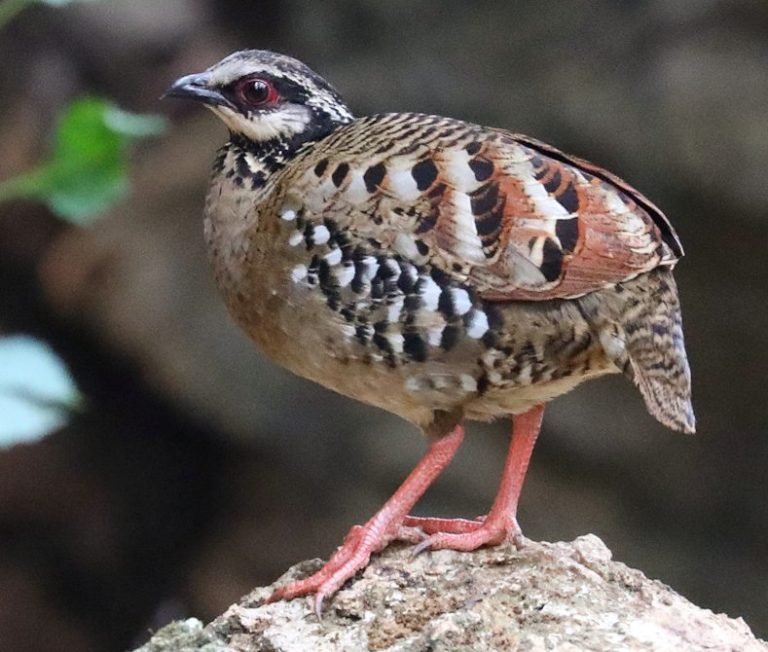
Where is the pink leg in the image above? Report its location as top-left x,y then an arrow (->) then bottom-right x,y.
414,405 -> 544,554
267,424 -> 465,613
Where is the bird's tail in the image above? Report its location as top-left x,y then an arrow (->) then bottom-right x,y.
587,267 -> 695,433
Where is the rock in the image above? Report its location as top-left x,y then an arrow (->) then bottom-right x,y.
135,535 -> 766,652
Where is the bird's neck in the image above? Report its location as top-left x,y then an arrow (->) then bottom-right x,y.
212,135 -> 294,191
216,118 -> 345,190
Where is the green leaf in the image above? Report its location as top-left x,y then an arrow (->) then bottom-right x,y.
0,335 -> 82,448
104,105 -> 168,138
0,97 -> 166,223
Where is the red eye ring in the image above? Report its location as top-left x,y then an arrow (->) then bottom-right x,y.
235,77 -> 279,107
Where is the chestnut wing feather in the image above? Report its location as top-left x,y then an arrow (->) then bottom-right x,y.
283,113 -> 683,301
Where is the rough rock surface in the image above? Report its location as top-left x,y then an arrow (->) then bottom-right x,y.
135,535 -> 766,652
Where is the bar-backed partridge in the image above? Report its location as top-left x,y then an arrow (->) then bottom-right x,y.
165,50 -> 694,613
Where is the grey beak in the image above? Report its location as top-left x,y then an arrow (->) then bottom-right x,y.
162,72 -> 234,109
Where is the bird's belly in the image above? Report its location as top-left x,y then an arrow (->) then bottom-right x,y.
206,197 -> 618,430
235,286 -> 469,427
223,261 -> 616,428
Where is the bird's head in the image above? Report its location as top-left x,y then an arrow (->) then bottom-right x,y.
164,50 -> 353,146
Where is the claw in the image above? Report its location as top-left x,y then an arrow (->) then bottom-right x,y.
314,594 -> 325,621
411,537 -> 433,558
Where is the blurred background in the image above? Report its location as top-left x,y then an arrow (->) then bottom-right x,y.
1,1 -> 766,649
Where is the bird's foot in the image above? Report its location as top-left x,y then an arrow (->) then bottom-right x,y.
266,523 -> 382,614
413,513 -> 522,555
266,424 -> 466,615
267,512 -> 521,613
266,519 -> 434,615
402,514 -> 485,535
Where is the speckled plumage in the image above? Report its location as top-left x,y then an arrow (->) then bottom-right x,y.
204,109 -> 693,436
167,50 -> 694,609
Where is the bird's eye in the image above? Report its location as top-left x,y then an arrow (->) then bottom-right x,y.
235,77 -> 278,107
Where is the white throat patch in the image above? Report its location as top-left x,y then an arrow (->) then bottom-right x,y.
211,104 -> 312,142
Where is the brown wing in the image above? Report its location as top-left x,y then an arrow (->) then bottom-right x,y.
281,113 -> 683,301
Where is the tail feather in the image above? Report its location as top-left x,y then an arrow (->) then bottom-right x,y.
619,268 -> 695,433
585,268 -> 695,433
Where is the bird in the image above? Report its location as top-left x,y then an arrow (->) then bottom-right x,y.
164,49 -> 694,613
